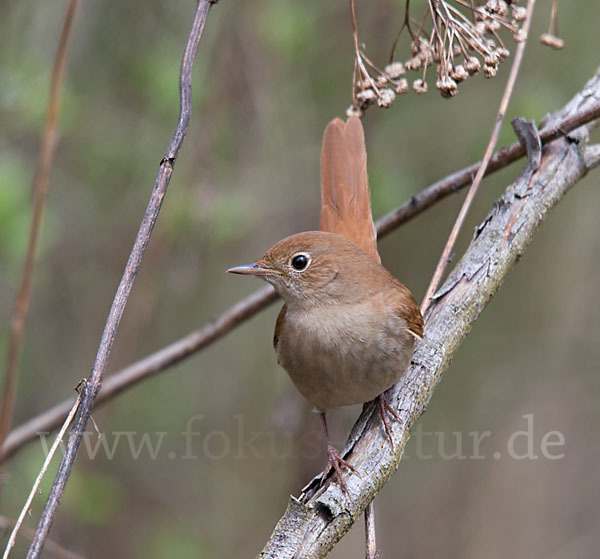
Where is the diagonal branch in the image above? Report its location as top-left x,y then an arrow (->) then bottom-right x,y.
2,91 -> 600,464
257,68 -> 600,558
23,2 -> 217,557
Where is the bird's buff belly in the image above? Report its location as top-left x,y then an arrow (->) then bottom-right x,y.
276,310 -> 413,410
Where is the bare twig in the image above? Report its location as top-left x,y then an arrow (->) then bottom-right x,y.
2,97 -> 599,464
389,0 -> 414,63
350,0 -> 379,97
2,386 -> 82,559
421,0 -> 536,315
23,2 -> 216,557
375,99 -> 600,236
0,0 -> 79,460
364,502 -> 378,559
548,0 -> 559,36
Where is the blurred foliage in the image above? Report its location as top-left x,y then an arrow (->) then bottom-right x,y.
0,158 -> 30,271
139,523 -> 208,559
66,471 -> 124,526
1,0 -> 599,558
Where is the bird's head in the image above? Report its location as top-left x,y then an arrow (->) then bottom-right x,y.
228,231 -> 380,307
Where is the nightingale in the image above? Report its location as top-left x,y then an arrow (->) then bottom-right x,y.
228,116 -> 423,494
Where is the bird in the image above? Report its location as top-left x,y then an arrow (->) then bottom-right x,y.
228,116 -> 423,495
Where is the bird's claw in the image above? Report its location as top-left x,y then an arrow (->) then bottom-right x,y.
377,394 -> 400,448
322,443 -> 357,497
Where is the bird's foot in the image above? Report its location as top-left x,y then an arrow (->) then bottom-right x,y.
376,394 -> 400,448
323,443 -> 358,497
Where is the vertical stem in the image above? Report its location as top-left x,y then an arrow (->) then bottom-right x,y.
0,0 -> 79,456
421,0 -> 537,315
365,502 -> 378,559
24,2 -> 216,557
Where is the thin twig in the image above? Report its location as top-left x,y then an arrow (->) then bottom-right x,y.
23,2 -> 215,557
350,0 -> 376,94
548,0 -> 558,36
364,502 -> 378,559
389,0 -> 413,63
420,0 -> 536,314
2,98 -> 599,464
0,0 -> 79,462
2,386 -> 82,559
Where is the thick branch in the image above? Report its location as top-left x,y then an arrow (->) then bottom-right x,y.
257,69 -> 600,558
24,2 -> 215,557
2,76 -> 600,464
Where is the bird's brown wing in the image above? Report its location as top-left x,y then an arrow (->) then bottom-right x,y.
319,116 -> 381,264
390,278 -> 424,340
273,304 -> 286,352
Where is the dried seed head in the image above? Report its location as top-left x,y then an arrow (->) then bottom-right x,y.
384,62 -> 405,79
421,46 -> 434,65
474,7 -> 487,21
413,79 -> 428,94
484,52 -> 500,66
497,47 -> 510,60
410,37 -> 430,56
356,88 -> 377,103
376,75 -> 388,88
464,56 -> 481,75
450,65 -> 468,82
512,6 -> 527,21
485,0 -> 500,13
483,64 -> 498,78
393,78 -> 409,94
346,0 -> 527,112
409,37 -> 434,65
405,55 -> 423,71
436,76 -> 458,98
513,29 -> 527,42
485,19 -> 501,32
540,33 -> 565,50
346,105 -> 363,118
377,88 -> 396,107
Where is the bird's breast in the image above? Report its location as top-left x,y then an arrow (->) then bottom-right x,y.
275,297 -> 413,410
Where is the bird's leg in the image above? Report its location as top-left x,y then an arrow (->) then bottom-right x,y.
319,411 -> 357,497
376,393 -> 400,448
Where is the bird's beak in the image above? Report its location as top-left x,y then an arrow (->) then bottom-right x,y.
227,262 -> 281,276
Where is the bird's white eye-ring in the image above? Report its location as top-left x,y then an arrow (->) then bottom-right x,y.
290,253 -> 311,272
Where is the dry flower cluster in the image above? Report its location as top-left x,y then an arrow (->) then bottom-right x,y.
349,0 -> 534,115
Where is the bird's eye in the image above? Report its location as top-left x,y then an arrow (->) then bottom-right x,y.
291,253 -> 310,271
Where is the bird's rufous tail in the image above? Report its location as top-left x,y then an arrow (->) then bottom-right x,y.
319,116 -> 381,264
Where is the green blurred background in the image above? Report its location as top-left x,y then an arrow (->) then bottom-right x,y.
1,1 -> 599,557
